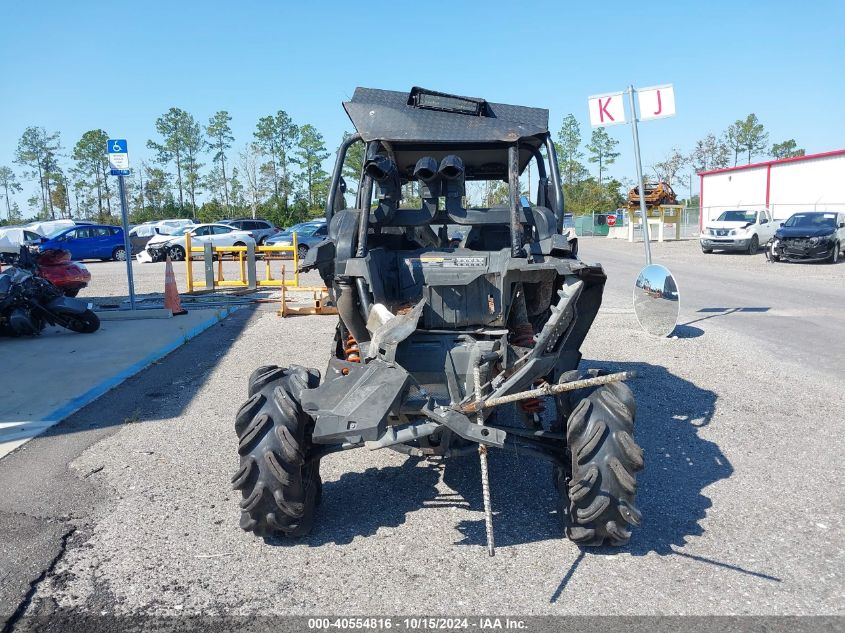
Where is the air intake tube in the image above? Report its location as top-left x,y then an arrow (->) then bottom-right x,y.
364,155 -> 401,223
438,155 -> 465,214
414,156 -> 440,218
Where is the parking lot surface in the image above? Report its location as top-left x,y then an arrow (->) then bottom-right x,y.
1,239 -> 843,624
0,309 -> 231,459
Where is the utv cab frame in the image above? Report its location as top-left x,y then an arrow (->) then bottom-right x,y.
233,87 -> 642,549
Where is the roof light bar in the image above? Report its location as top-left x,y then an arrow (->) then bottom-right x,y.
408,87 -> 487,116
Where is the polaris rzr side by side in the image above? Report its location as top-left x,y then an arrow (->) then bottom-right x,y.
232,87 -> 643,551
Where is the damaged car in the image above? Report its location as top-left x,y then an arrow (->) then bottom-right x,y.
769,211 -> 845,263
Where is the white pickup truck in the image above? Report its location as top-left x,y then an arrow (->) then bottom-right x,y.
700,209 -> 776,254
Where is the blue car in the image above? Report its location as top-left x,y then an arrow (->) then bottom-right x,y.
39,224 -> 129,261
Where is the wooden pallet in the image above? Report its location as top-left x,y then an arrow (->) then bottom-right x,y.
277,286 -> 338,317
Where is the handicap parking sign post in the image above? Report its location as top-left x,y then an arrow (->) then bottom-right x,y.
107,139 -> 136,309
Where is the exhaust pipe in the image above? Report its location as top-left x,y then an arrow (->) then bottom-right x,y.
439,155 -> 465,214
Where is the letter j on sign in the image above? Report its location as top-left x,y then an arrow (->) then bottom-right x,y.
637,85 -> 676,121
588,92 -> 625,127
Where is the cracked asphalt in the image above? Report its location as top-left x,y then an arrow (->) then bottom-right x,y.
1,239 -> 843,628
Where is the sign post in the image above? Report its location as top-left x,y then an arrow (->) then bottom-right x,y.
588,84 -> 676,266
107,139 -> 136,310
627,86 -> 653,266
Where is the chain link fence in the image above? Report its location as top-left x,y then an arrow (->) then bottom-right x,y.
573,208 -> 701,238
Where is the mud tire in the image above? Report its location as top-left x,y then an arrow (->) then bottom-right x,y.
553,371 -> 642,546
233,364 -> 322,538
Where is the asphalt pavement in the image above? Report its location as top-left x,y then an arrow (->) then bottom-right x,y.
1,238 -> 843,627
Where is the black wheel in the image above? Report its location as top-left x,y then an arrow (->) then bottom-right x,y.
62,309 -> 100,334
553,372 -> 642,547
233,365 -> 322,538
747,235 -> 759,254
234,241 -> 246,247
64,288 -> 80,298
827,242 -> 840,264
113,246 -> 127,261
701,247 -> 712,254
297,245 -> 308,261
167,245 -> 185,261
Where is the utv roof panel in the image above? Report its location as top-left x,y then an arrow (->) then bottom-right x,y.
344,87 -> 549,144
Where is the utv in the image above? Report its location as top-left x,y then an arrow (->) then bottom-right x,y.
233,87 -> 642,549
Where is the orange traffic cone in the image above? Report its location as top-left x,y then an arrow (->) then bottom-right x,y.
164,255 -> 187,316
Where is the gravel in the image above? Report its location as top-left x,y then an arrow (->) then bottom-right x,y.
19,237 -> 844,617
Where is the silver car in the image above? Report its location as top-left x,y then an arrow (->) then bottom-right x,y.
220,219 -> 280,245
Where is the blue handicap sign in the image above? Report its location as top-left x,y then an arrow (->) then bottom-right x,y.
107,139 -> 128,153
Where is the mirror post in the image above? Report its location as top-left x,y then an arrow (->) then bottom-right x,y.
628,86 -> 653,266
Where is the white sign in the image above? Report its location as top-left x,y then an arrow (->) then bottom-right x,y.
588,92 -> 625,127
109,153 -> 129,170
637,85 -> 676,121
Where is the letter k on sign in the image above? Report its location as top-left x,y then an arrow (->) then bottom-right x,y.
588,92 -> 625,127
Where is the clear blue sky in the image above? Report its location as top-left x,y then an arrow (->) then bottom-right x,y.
1,0 -> 843,210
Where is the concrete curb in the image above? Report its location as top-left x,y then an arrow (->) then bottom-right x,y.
96,308 -> 174,321
42,306 -> 238,425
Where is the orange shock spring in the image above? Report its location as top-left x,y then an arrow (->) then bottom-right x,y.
344,334 -> 361,363
520,377 -> 547,415
511,324 -> 546,415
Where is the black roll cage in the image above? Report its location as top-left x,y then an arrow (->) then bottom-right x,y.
324,132 -> 566,259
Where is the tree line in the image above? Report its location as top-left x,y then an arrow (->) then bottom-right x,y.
0,108 -> 336,228
0,106 -> 809,226
554,112 -> 805,214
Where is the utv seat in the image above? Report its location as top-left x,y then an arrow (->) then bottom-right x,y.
463,225 -> 512,251
461,205 -> 557,250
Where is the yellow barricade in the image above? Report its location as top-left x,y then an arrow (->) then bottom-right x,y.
185,232 -> 303,293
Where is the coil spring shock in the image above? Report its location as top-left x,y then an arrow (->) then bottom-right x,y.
511,324 -> 546,415
344,334 -> 361,363
520,378 -> 548,415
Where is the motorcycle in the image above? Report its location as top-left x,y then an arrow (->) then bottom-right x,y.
0,246 -> 91,297
0,247 -> 100,336
35,248 -> 91,297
